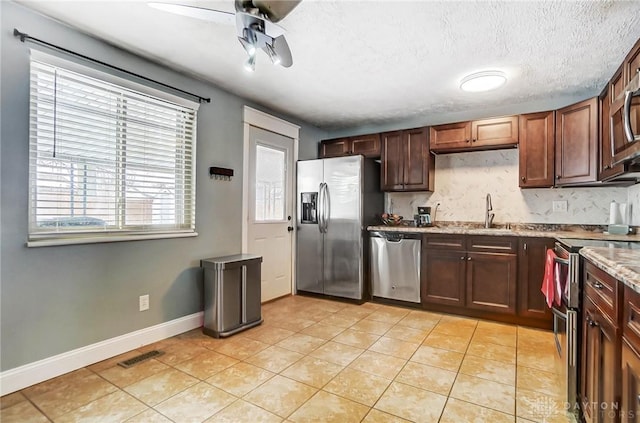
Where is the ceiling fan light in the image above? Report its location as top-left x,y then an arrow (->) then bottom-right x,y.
238,36 -> 257,57
264,43 -> 281,66
244,55 -> 256,72
460,71 -> 507,92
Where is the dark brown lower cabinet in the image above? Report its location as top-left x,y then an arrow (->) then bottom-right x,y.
581,261 -> 621,423
621,339 -> 640,422
581,297 -> 620,423
466,252 -> 517,314
517,238 -> 555,323
421,234 -> 518,319
421,249 -> 466,307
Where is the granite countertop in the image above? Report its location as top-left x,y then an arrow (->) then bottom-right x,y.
367,222 -> 640,242
580,247 -> 640,293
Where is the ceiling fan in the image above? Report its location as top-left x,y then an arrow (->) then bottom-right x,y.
148,0 -> 301,71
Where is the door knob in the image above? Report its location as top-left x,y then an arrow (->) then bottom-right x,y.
287,226 -> 294,232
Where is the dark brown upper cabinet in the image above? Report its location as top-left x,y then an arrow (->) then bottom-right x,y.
381,127 -> 434,192
598,64 -> 638,181
623,37 -> 640,85
319,133 -> 381,158
430,116 -> 518,153
519,111 -> 555,188
555,97 -> 599,186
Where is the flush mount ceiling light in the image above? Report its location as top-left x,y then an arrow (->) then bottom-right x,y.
460,71 -> 507,92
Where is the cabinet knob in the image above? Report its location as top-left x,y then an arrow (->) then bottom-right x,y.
556,175 -> 560,179
472,139 -> 477,143
467,256 -> 472,261
592,281 -> 604,290
521,176 -> 526,182
466,139 -> 470,143
637,394 -> 640,406
460,256 -> 465,260
588,318 -> 599,327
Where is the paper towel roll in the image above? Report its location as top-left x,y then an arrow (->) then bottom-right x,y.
609,201 -> 621,225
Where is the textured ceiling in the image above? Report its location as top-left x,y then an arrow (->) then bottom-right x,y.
16,0 -> 640,130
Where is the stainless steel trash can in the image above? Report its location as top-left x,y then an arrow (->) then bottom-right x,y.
200,254 -> 263,338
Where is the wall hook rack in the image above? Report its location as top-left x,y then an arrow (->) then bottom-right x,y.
209,166 -> 234,181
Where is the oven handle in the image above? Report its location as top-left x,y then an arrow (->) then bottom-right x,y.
553,256 -> 570,266
551,306 -> 567,320
551,307 -> 566,356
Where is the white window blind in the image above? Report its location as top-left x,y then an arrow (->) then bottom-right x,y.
28,53 -> 198,245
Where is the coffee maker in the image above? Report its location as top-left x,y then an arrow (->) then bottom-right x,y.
414,206 -> 432,227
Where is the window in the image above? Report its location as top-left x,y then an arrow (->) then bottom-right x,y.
28,51 -> 198,245
254,144 -> 286,222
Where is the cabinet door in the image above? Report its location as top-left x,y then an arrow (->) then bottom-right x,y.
582,297 -> 620,423
624,38 -> 640,85
429,121 -> 471,152
581,300 -> 600,423
350,134 -> 381,158
519,111 -> 555,188
555,97 -> 598,186
403,127 -> 434,191
599,312 -> 620,423
599,65 -> 627,181
621,339 -> 640,423
466,252 -> 517,314
421,249 -> 466,307
320,138 -> 350,158
517,238 -> 554,322
472,116 -> 519,148
380,131 -> 405,191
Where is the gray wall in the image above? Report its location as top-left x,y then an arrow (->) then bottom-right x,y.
0,2 -> 325,371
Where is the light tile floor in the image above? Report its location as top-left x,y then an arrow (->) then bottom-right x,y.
1,295 -> 574,422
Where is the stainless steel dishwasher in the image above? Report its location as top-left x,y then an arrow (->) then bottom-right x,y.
370,231 -> 421,303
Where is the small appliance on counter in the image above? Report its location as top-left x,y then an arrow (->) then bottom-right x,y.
414,206 -> 432,227
607,200 -> 631,234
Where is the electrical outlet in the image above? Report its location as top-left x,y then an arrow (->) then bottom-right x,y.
552,200 -> 568,213
139,294 -> 149,311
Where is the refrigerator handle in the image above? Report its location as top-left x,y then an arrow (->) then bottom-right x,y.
317,183 -> 325,233
323,183 -> 331,232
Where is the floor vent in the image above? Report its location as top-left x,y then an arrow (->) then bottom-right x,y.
117,350 -> 164,368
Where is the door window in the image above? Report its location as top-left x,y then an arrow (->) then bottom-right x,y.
254,144 -> 286,222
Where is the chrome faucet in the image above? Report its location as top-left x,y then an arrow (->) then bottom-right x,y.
485,193 -> 495,228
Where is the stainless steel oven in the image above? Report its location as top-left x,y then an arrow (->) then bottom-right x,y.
552,241 -> 580,415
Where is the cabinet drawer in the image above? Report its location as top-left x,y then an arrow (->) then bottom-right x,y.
423,235 -> 465,250
467,236 -> 517,253
584,261 -> 618,322
624,285 -> 640,351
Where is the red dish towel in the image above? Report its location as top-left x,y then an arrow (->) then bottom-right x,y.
541,248 -> 557,308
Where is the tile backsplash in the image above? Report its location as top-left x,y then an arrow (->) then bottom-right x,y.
387,149 -> 637,226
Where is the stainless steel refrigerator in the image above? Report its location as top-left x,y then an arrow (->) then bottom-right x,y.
296,155 -> 383,300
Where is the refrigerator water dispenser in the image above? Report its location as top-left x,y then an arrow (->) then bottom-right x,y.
301,192 -> 318,223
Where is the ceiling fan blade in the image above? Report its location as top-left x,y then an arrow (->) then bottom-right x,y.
272,35 -> 293,67
252,0 -> 301,23
148,3 -> 235,25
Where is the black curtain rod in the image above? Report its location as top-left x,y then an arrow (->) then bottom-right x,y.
14,28 -> 211,104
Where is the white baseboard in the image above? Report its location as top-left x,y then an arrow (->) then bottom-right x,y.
0,312 -> 203,396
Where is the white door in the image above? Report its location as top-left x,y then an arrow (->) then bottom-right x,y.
247,126 -> 295,302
